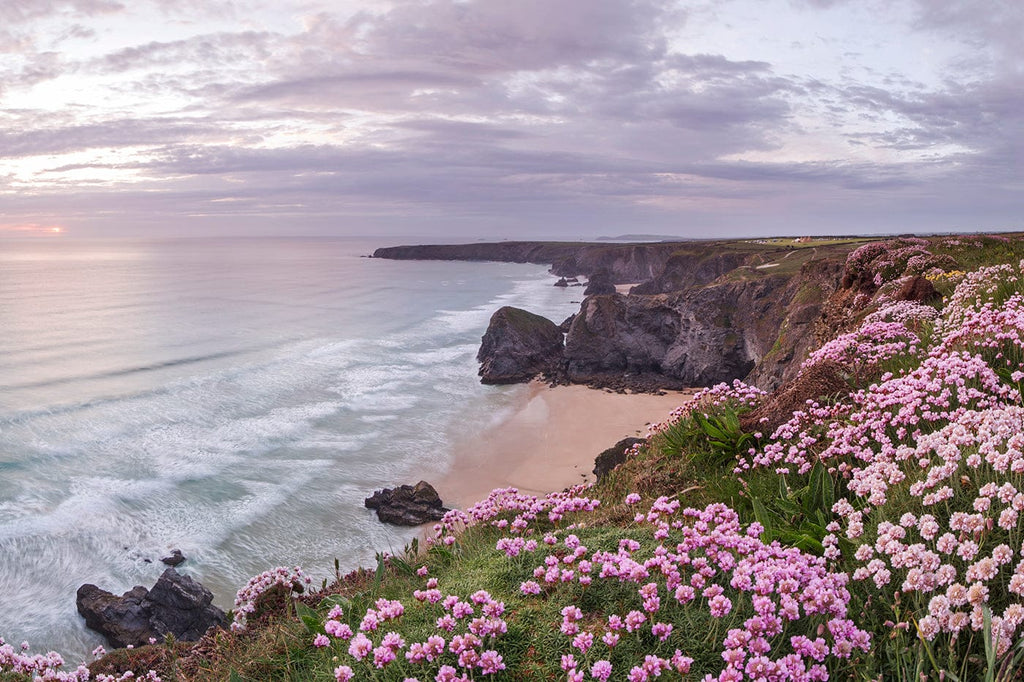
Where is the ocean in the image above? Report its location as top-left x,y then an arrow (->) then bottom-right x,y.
0,237 -> 582,658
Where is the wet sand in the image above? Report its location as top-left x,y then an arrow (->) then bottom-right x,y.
437,383 -> 697,508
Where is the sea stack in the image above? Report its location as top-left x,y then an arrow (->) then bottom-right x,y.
477,306 -> 564,384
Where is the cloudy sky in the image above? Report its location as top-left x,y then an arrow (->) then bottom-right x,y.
1,0 -> 1021,239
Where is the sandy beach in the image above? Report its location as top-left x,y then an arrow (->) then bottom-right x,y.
437,383 -> 697,509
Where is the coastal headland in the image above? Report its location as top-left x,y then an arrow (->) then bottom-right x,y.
375,237 -> 874,392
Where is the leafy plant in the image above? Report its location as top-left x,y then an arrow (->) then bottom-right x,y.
752,462 -> 836,554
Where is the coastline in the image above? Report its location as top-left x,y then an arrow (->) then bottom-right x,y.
437,382 -> 697,509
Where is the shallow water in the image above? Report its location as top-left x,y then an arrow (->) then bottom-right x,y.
0,237 -> 581,659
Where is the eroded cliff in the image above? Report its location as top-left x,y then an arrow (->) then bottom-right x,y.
376,237 -> 959,391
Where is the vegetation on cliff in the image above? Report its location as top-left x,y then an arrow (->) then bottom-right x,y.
10,234 -> 1024,681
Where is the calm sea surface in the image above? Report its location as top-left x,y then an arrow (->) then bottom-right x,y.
0,237 -> 580,658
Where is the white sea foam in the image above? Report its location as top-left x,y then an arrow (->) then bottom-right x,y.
0,238 -> 580,659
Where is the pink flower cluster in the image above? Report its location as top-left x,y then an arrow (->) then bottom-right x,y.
744,349 -> 1014,477
0,636 -> 162,681
801,320 -> 922,379
231,565 -> 311,631
844,238 -> 953,290
938,294 -> 1024,372
737,257 -> 1024,662
939,261 -> 1021,331
319,580 -> 507,679
830,406 -> 1024,654
513,501 -> 869,680
863,300 -> 939,327
429,485 -> 601,546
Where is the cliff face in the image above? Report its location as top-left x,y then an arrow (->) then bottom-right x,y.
629,250 -> 749,295
563,256 -> 845,390
373,242 -> 586,266
547,244 -> 681,283
373,242 -> 682,284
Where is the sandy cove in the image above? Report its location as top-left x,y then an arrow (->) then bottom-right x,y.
437,383 -> 698,510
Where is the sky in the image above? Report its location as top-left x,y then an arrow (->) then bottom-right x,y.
0,0 -> 1021,239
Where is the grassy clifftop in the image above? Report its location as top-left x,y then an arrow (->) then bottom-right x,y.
10,233 -> 1024,681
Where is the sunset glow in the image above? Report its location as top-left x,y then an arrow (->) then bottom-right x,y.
0,1 -> 1019,238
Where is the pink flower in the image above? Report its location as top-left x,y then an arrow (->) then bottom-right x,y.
334,665 -> 354,682
709,594 -> 733,617
572,631 -> 594,653
313,634 -> 330,648
651,622 -> 673,641
591,660 -> 613,681
478,650 -> 505,674
373,645 -> 396,668
435,665 -> 458,682
348,633 -> 372,661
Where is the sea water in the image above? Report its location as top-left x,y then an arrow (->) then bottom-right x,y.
0,237 -> 582,659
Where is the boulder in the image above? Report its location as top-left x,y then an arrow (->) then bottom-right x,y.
593,437 -> 645,481
365,481 -> 450,526
161,549 -> 186,567
896,275 -> 941,305
554,277 -> 569,287
76,568 -> 226,649
477,306 -> 564,384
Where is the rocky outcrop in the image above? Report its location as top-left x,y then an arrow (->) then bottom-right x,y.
896,275 -> 941,304
365,481 -> 450,526
161,549 -> 186,567
477,306 -> 564,384
563,294 -> 684,384
593,437 -> 645,481
583,271 -> 617,296
76,568 -> 226,649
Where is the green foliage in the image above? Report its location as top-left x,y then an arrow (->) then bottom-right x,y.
751,462 -> 836,555
657,406 -> 756,468
293,601 -> 321,635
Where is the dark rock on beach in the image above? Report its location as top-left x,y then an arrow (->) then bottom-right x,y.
477,306 -> 565,384
76,568 -> 226,649
365,481 -> 450,526
161,549 -> 186,567
593,437 -> 645,481
554,277 -> 569,287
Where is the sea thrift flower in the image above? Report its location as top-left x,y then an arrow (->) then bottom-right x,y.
591,660 -> 613,681
479,650 -> 505,674
348,633 -> 373,661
